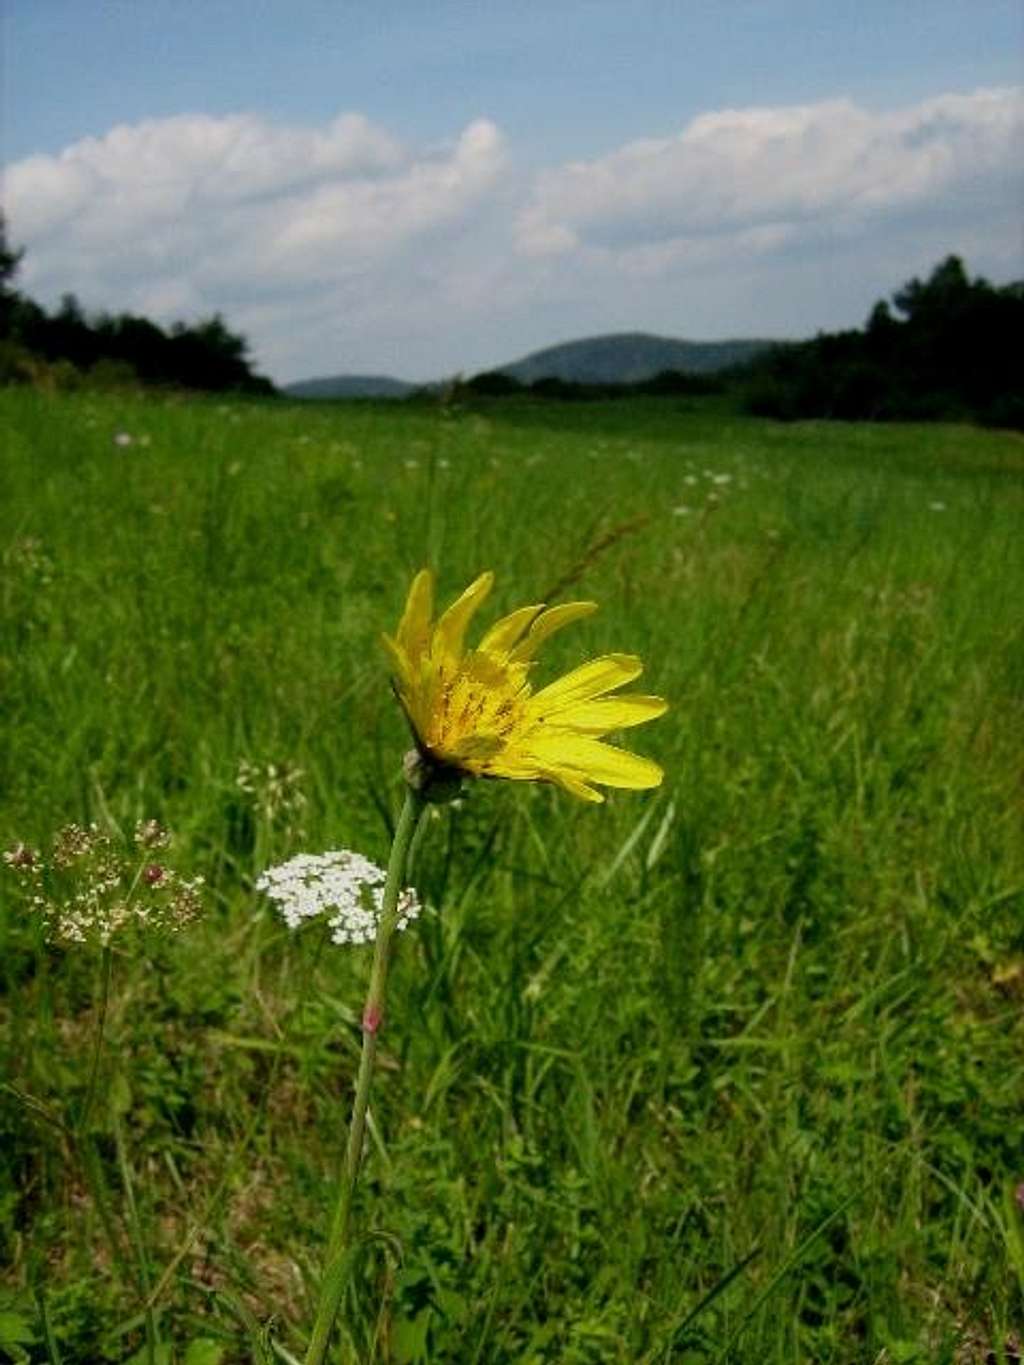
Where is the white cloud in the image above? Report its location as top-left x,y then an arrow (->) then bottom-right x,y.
516,87 -> 1022,262
3,90 -> 1020,382
7,112 -> 406,240
6,110 -> 507,377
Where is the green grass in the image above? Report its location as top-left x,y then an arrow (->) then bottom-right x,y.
1,387 -> 1023,1363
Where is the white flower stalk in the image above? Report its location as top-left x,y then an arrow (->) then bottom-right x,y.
256,850 -> 421,945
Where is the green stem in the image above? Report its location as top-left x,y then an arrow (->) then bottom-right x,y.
304,786 -> 426,1365
79,1135 -> 129,1276
34,1283 -> 64,1365
74,945 -> 130,1276
114,1112 -> 160,1364
79,944 -> 113,1135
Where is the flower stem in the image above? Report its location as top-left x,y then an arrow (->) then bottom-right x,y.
304,786 -> 427,1365
73,945 -> 130,1278
114,1110 -> 160,1364
79,944 -> 113,1134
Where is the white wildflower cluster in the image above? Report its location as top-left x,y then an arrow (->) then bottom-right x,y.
3,820 -> 203,946
670,465 -> 743,522
256,850 -> 421,946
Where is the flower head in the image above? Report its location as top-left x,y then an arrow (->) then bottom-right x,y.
4,821 -> 203,945
384,569 -> 667,802
256,850 -> 421,945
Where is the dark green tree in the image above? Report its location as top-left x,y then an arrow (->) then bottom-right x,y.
0,212 -> 26,338
742,254 -> 1024,428
892,254 -> 972,322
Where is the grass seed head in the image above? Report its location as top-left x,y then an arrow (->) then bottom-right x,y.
236,758 -> 307,828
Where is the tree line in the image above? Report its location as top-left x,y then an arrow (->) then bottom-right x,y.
457,256 -> 1022,430
0,214 -> 274,395
739,255 -> 1022,428
3,213 -> 1019,426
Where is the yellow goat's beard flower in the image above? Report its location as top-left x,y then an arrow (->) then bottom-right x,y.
384,569 -> 668,803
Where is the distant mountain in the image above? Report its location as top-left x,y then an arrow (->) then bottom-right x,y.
284,374 -> 416,399
283,333 -> 780,399
498,332 -> 776,385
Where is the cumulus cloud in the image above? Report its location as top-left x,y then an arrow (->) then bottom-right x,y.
3,90 -> 1020,381
5,110 -> 507,376
9,112 -> 404,242
515,87 -> 1023,263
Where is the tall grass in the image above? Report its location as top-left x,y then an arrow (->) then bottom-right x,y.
1,387 -> 1022,1362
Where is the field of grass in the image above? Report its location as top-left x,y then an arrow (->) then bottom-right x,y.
2,386 -> 1023,1364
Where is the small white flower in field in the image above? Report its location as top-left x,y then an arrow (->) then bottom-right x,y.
683,475 -> 698,486
929,500 -> 947,512
4,821 -> 203,945
134,818 -> 171,850
672,505 -> 692,517
712,473 -> 733,486
236,759 -> 307,827
113,431 -> 134,447
438,458 -> 451,470
256,850 -> 421,946
4,842 -> 40,872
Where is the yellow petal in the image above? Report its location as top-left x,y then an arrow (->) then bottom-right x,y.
508,601 -> 598,663
555,695 -> 669,734
381,632 -> 412,688
550,772 -> 605,803
478,748 -> 541,780
478,604 -> 544,659
528,733 -> 664,789
434,571 -> 494,662
529,654 -> 643,713
395,569 -> 434,662
481,747 -> 604,800
450,733 -> 504,762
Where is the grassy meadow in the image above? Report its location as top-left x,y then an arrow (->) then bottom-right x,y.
1,386 -> 1023,1363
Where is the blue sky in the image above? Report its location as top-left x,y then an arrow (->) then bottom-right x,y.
3,1 -> 1021,382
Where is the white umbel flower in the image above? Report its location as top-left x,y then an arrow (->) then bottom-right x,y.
255,850 -> 421,945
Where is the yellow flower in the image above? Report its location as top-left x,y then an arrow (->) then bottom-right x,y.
384,569 -> 668,802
